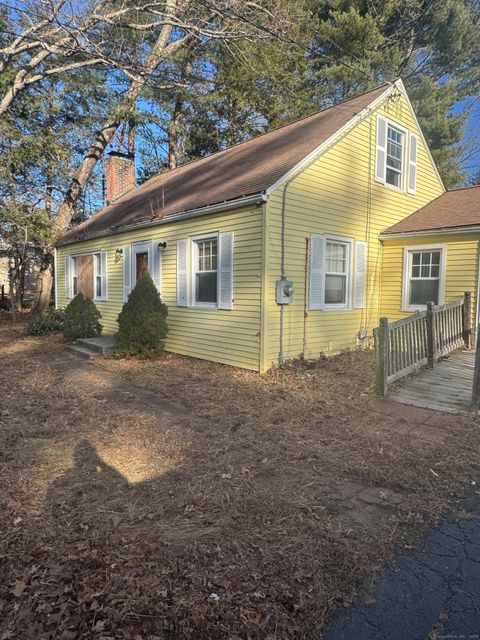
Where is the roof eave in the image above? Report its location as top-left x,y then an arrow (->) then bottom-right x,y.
265,82 -> 395,196
380,225 -> 480,239
55,192 -> 268,247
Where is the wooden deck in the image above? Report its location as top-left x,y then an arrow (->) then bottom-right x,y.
390,349 -> 475,414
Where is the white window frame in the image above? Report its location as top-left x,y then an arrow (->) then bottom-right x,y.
190,232 -> 219,309
71,255 -> 78,296
402,244 -> 447,312
324,235 -> 354,310
384,119 -> 407,193
68,251 -> 107,301
93,252 -> 107,301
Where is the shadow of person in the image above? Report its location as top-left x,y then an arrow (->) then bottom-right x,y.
43,439 -> 131,536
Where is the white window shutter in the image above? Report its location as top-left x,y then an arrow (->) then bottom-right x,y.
354,241 -> 367,309
100,251 -> 108,300
309,234 -> 326,310
177,239 -> 188,306
408,133 -> 418,194
64,256 -> 72,299
375,115 -> 387,184
123,245 -> 131,302
151,241 -> 162,294
218,232 -> 234,310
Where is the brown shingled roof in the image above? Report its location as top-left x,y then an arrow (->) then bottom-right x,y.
57,84 -> 390,246
383,186 -> 480,235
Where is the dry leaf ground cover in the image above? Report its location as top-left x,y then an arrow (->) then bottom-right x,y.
1,320 -> 480,639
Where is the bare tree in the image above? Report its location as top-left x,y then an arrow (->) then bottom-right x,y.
0,0 -> 293,117
25,0 -> 295,311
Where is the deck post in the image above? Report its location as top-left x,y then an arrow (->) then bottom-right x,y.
426,301 -> 437,368
375,317 -> 389,396
472,323 -> 480,409
463,291 -> 472,350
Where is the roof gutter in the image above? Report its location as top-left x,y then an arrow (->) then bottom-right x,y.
380,226 -> 480,240
56,193 -> 268,247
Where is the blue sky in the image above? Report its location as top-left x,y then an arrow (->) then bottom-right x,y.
453,98 -> 480,180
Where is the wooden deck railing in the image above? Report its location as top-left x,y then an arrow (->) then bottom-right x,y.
374,291 -> 472,396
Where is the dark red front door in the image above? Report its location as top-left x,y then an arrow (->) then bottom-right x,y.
136,251 -> 149,281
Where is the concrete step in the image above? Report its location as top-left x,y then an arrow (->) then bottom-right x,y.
67,344 -> 99,360
76,336 -> 116,356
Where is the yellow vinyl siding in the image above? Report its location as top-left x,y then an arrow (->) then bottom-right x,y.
380,233 -> 479,326
263,88 -> 444,370
56,205 -> 263,371
56,84 -> 450,374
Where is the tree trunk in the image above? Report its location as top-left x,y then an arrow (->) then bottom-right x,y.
31,252 -> 53,314
168,98 -> 183,170
54,2 -> 179,235
31,81 -> 55,315
35,0 -> 180,309
32,259 -> 54,313
167,51 -> 195,169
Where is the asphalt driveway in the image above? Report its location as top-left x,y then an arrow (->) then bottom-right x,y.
322,487 -> 480,640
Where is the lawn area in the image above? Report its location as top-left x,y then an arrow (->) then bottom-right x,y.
1,320 -> 479,639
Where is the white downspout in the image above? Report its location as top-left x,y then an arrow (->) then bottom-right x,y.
276,88 -> 398,366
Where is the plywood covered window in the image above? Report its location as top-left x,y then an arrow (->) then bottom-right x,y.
65,252 -> 107,300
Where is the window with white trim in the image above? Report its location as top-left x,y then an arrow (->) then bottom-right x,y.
325,239 -> 350,306
192,235 -> 218,305
309,234 -> 358,311
94,253 -> 102,298
386,124 -> 404,189
376,116 -> 418,193
71,256 -> 78,296
67,251 -> 107,300
404,247 -> 445,310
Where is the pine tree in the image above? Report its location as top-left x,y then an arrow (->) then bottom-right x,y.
143,0 -> 479,188
116,272 -> 169,357
63,294 -> 102,340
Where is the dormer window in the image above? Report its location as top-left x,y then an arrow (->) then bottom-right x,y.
386,124 -> 404,189
375,115 -> 418,194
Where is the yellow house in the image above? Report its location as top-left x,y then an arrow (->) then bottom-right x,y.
55,79 -> 451,372
379,186 -> 480,330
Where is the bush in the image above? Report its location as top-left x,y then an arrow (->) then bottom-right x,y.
117,271 -> 168,357
63,293 -> 102,340
26,308 -> 66,336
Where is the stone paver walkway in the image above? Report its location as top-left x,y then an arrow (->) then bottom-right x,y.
321,488 -> 480,640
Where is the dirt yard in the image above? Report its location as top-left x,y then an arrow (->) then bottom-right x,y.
1,321 -> 479,639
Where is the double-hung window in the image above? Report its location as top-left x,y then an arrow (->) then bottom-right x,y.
403,246 -> 445,310
325,239 -> 350,306
376,115 -> 418,193
94,253 -> 103,299
192,235 -> 218,305
71,256 -> 78,296
309,234 -> 362,311
386,124 -> 404,189
177,232 -> 234,310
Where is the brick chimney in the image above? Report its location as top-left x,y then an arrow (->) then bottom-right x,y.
106,151 -> 135,204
